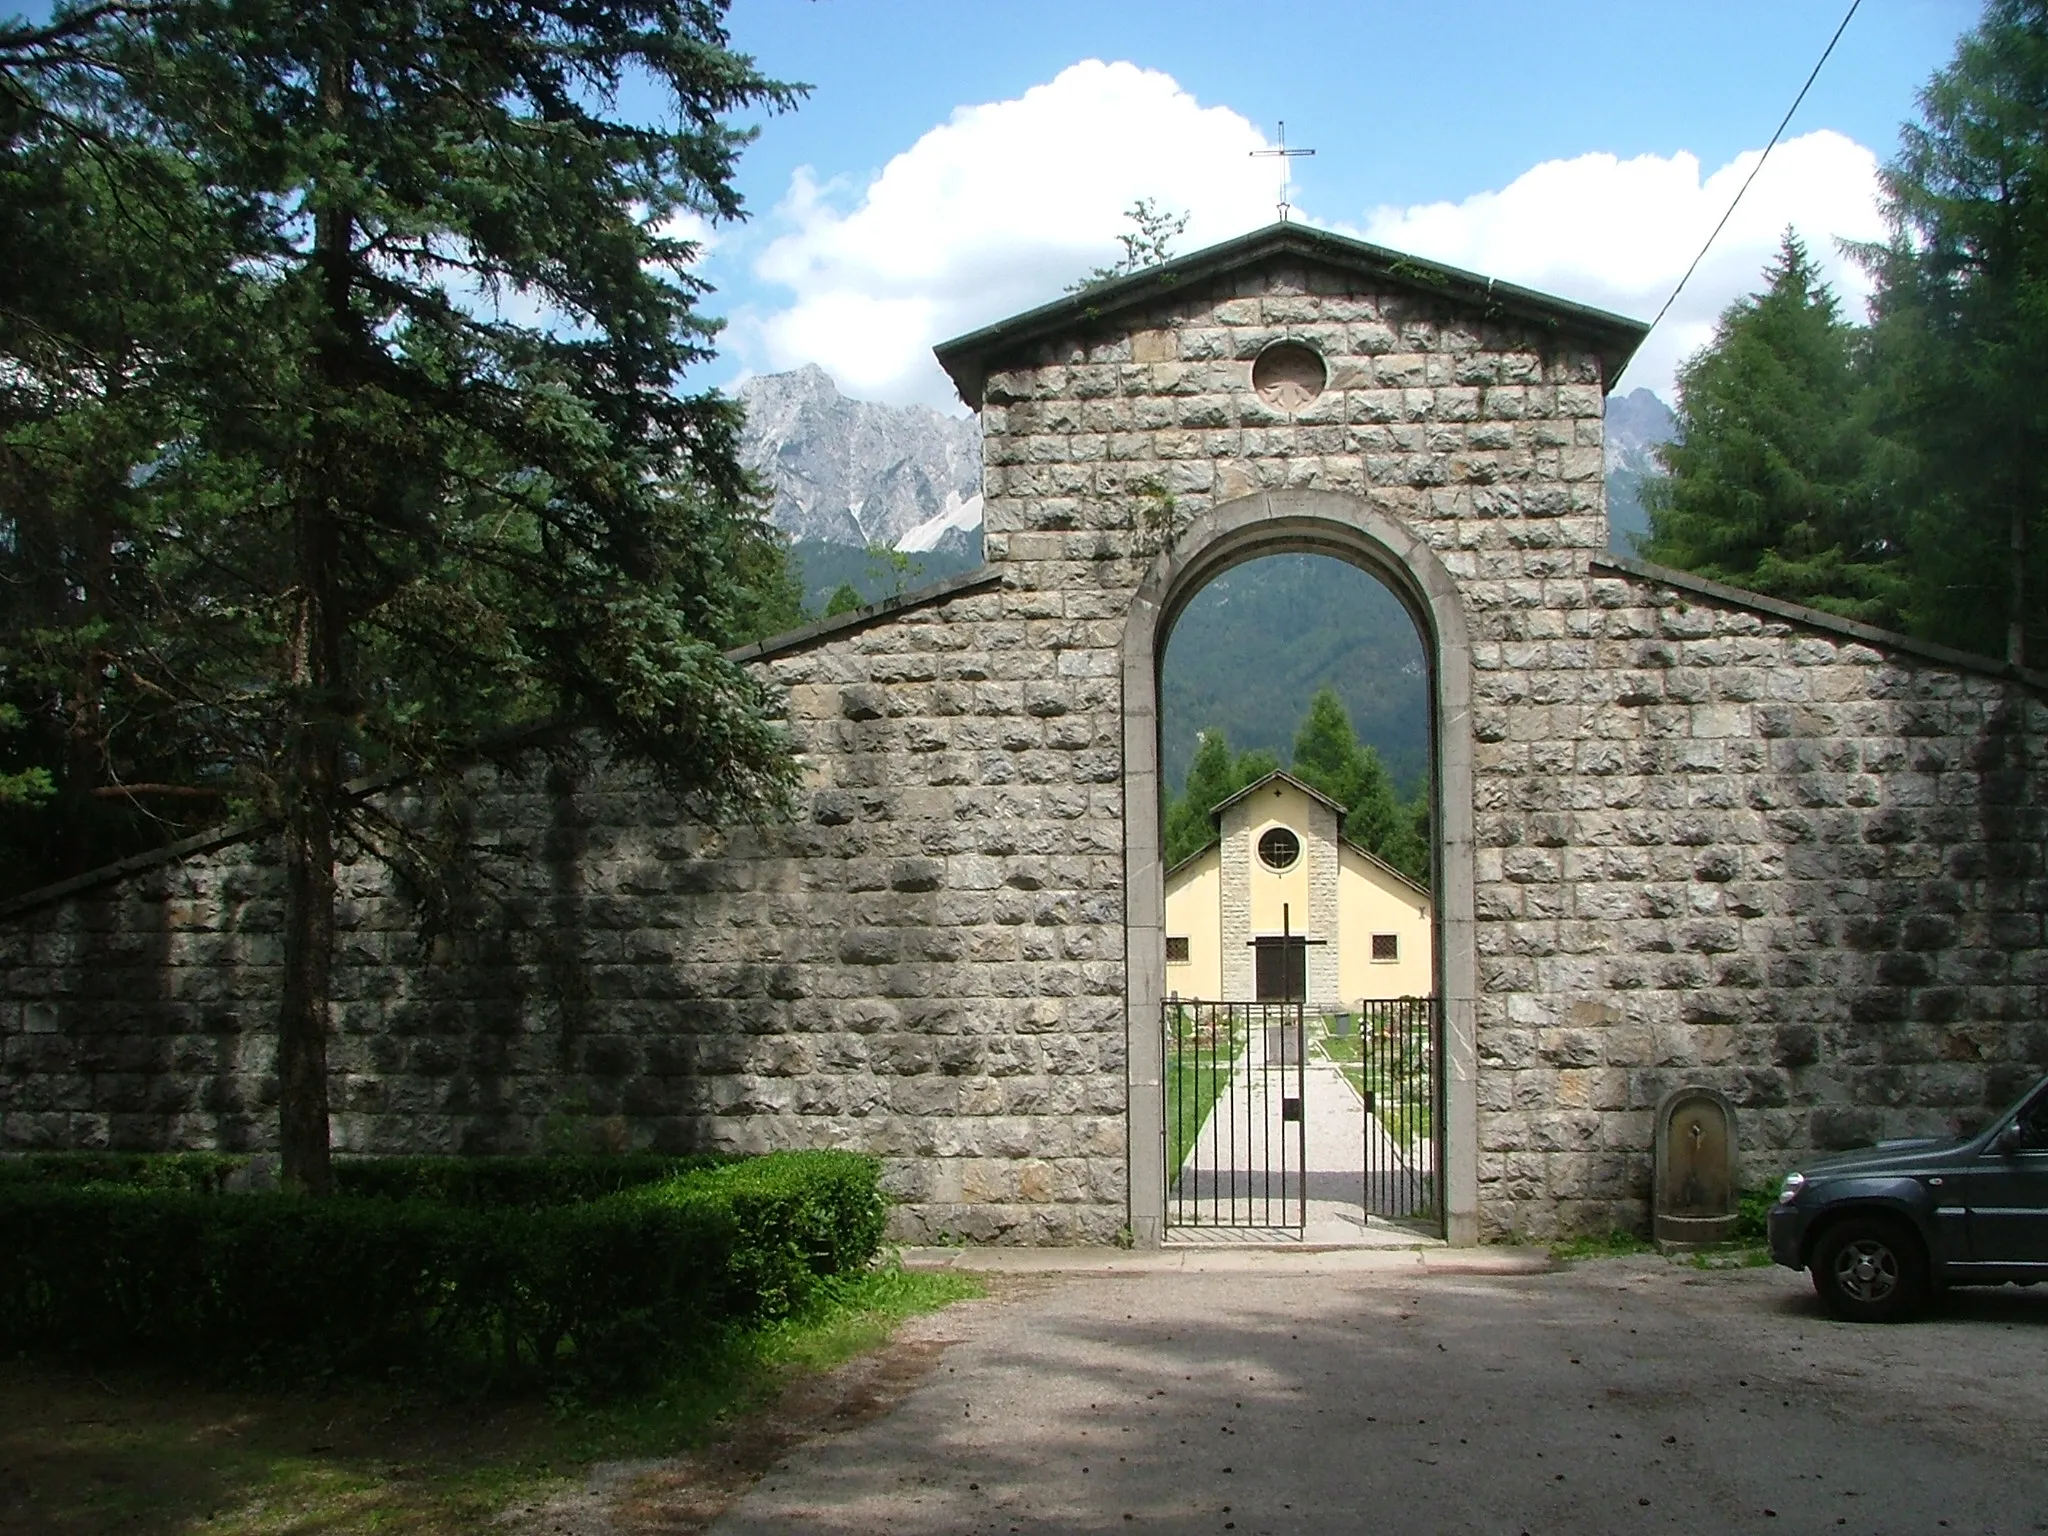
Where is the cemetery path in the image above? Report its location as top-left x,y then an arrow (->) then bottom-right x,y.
694,1254 -> 2048,1535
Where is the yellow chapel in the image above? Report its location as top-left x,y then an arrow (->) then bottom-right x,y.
1163,770 -> 1433,1006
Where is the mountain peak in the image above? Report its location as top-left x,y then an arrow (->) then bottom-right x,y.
1604,388 -> 1678,464
738,361 -> 840,406
737,366 -> 981,548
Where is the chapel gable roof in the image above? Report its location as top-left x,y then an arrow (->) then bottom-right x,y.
1208,769 -> 1347,824
933,221 -> 1649,407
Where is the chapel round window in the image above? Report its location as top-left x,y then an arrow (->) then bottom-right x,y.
1257,827 -> 1301,871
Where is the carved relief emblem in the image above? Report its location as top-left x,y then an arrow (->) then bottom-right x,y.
1251,340 -> 1327,412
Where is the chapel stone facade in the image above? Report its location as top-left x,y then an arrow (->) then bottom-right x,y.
3,224 -> 2045,1245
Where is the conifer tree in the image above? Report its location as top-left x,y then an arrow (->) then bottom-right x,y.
1642,232 -> 1903,627
1161,695 -> 1433,882
1161,729 -> 1278,867
1858,0 -> 2048,665
1287,686 -> 1427,884
2,0 -> 805,1191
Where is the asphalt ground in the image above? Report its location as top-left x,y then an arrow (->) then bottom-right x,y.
704,1252 -> 2048,1536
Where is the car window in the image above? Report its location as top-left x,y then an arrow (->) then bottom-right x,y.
2013,1091 -> 2048,1151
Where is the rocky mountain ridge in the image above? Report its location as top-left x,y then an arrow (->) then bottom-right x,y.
1603,387 -> 1679,553
736,364 -> 980,549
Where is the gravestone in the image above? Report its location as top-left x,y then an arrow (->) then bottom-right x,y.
1652,1087 -> 1739,1247
1263,1021 -> 1301,1065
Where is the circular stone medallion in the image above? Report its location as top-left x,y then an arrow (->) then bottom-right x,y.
1252,340 -> 1327,412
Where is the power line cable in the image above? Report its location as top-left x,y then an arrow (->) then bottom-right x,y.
1643,0 -> 1862,341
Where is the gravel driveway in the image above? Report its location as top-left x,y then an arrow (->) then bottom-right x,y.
706,1251 -> 2048,1535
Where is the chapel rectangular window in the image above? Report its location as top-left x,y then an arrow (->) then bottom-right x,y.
1166,936 -> 1190,964
1371,933 -> 1400,962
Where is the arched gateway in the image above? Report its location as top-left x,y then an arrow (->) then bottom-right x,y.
5,224 -> 2045,1247
1119,493 -> 1479,1244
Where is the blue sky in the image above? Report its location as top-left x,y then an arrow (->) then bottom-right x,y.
689,0 -> 1974,409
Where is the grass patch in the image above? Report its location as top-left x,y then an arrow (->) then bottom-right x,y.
1163,1015 -> 1243,1175
1316,1035 -> 1433,1149
1687,1244 -> 1775,1270
1380,1096 -> 1433,1149
1550,1229 -> 1658,1261
0,1262 -> 980,1536
1549,1187 -> 1781,1265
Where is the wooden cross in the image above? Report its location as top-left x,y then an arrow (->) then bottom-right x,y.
1250,120 -> 1316,223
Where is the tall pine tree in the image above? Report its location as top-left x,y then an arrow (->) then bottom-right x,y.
1162,728 -> 1277,867
1161,693 -> 1429,884
1288,687 -> 1427,884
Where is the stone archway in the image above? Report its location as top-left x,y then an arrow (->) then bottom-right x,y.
1121,489 -> 1479,1247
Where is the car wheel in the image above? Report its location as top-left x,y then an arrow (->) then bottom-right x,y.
1811,1215 -> 1928,1323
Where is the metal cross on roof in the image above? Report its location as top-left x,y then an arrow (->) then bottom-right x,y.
1250,120 -> 1316,223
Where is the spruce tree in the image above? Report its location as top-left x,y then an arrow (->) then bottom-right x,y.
2,1 -> 805,1191
1161,729 -> 1278,866
1643,232 -> 1903,627
1287,686 -> 1426,885
1858,0 -> 2048,665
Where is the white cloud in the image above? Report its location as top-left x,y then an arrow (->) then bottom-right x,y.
1352,130 -> 1887,401
732,60 -> 1887,412
732,60 -> 1280,407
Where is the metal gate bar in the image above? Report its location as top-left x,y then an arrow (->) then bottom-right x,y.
1358,996 -> 1443,1231
1161,1000 -> 1306,1231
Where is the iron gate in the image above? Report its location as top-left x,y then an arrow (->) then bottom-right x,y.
1161,1000 -> 1306,1231
1357,996 -> 1443,1229
1160,996 -> 1443,1239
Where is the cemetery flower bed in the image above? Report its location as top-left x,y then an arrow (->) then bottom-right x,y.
0,1149 -> 886,1396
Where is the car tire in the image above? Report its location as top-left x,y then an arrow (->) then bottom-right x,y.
1810,1214 -> 1929,1323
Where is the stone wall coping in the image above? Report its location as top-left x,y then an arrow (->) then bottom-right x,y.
934,221 -> 1651,406
1594,552 -> 2048,694
725,565 -> 1004,664
0,814 -> 275,923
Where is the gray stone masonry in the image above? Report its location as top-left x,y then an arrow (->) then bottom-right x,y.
4,240 -> 2046,1244
1306,797 -> 1341,1011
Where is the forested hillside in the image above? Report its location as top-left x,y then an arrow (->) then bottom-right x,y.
786,535 -> 984,617
1160,555 -> 1429,799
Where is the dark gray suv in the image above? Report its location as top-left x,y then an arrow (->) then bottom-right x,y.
1768,1072 -> 2048,1322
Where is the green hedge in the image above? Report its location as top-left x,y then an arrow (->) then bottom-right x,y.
0,1151 -> 249,1195
331,1152 -> 735,1208
0,1151 -> 734,1205
0,1150 -> 886,1393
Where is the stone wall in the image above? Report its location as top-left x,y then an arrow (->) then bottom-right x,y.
4,245 -> 2046,1244
1470,558 -> 2048,1238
